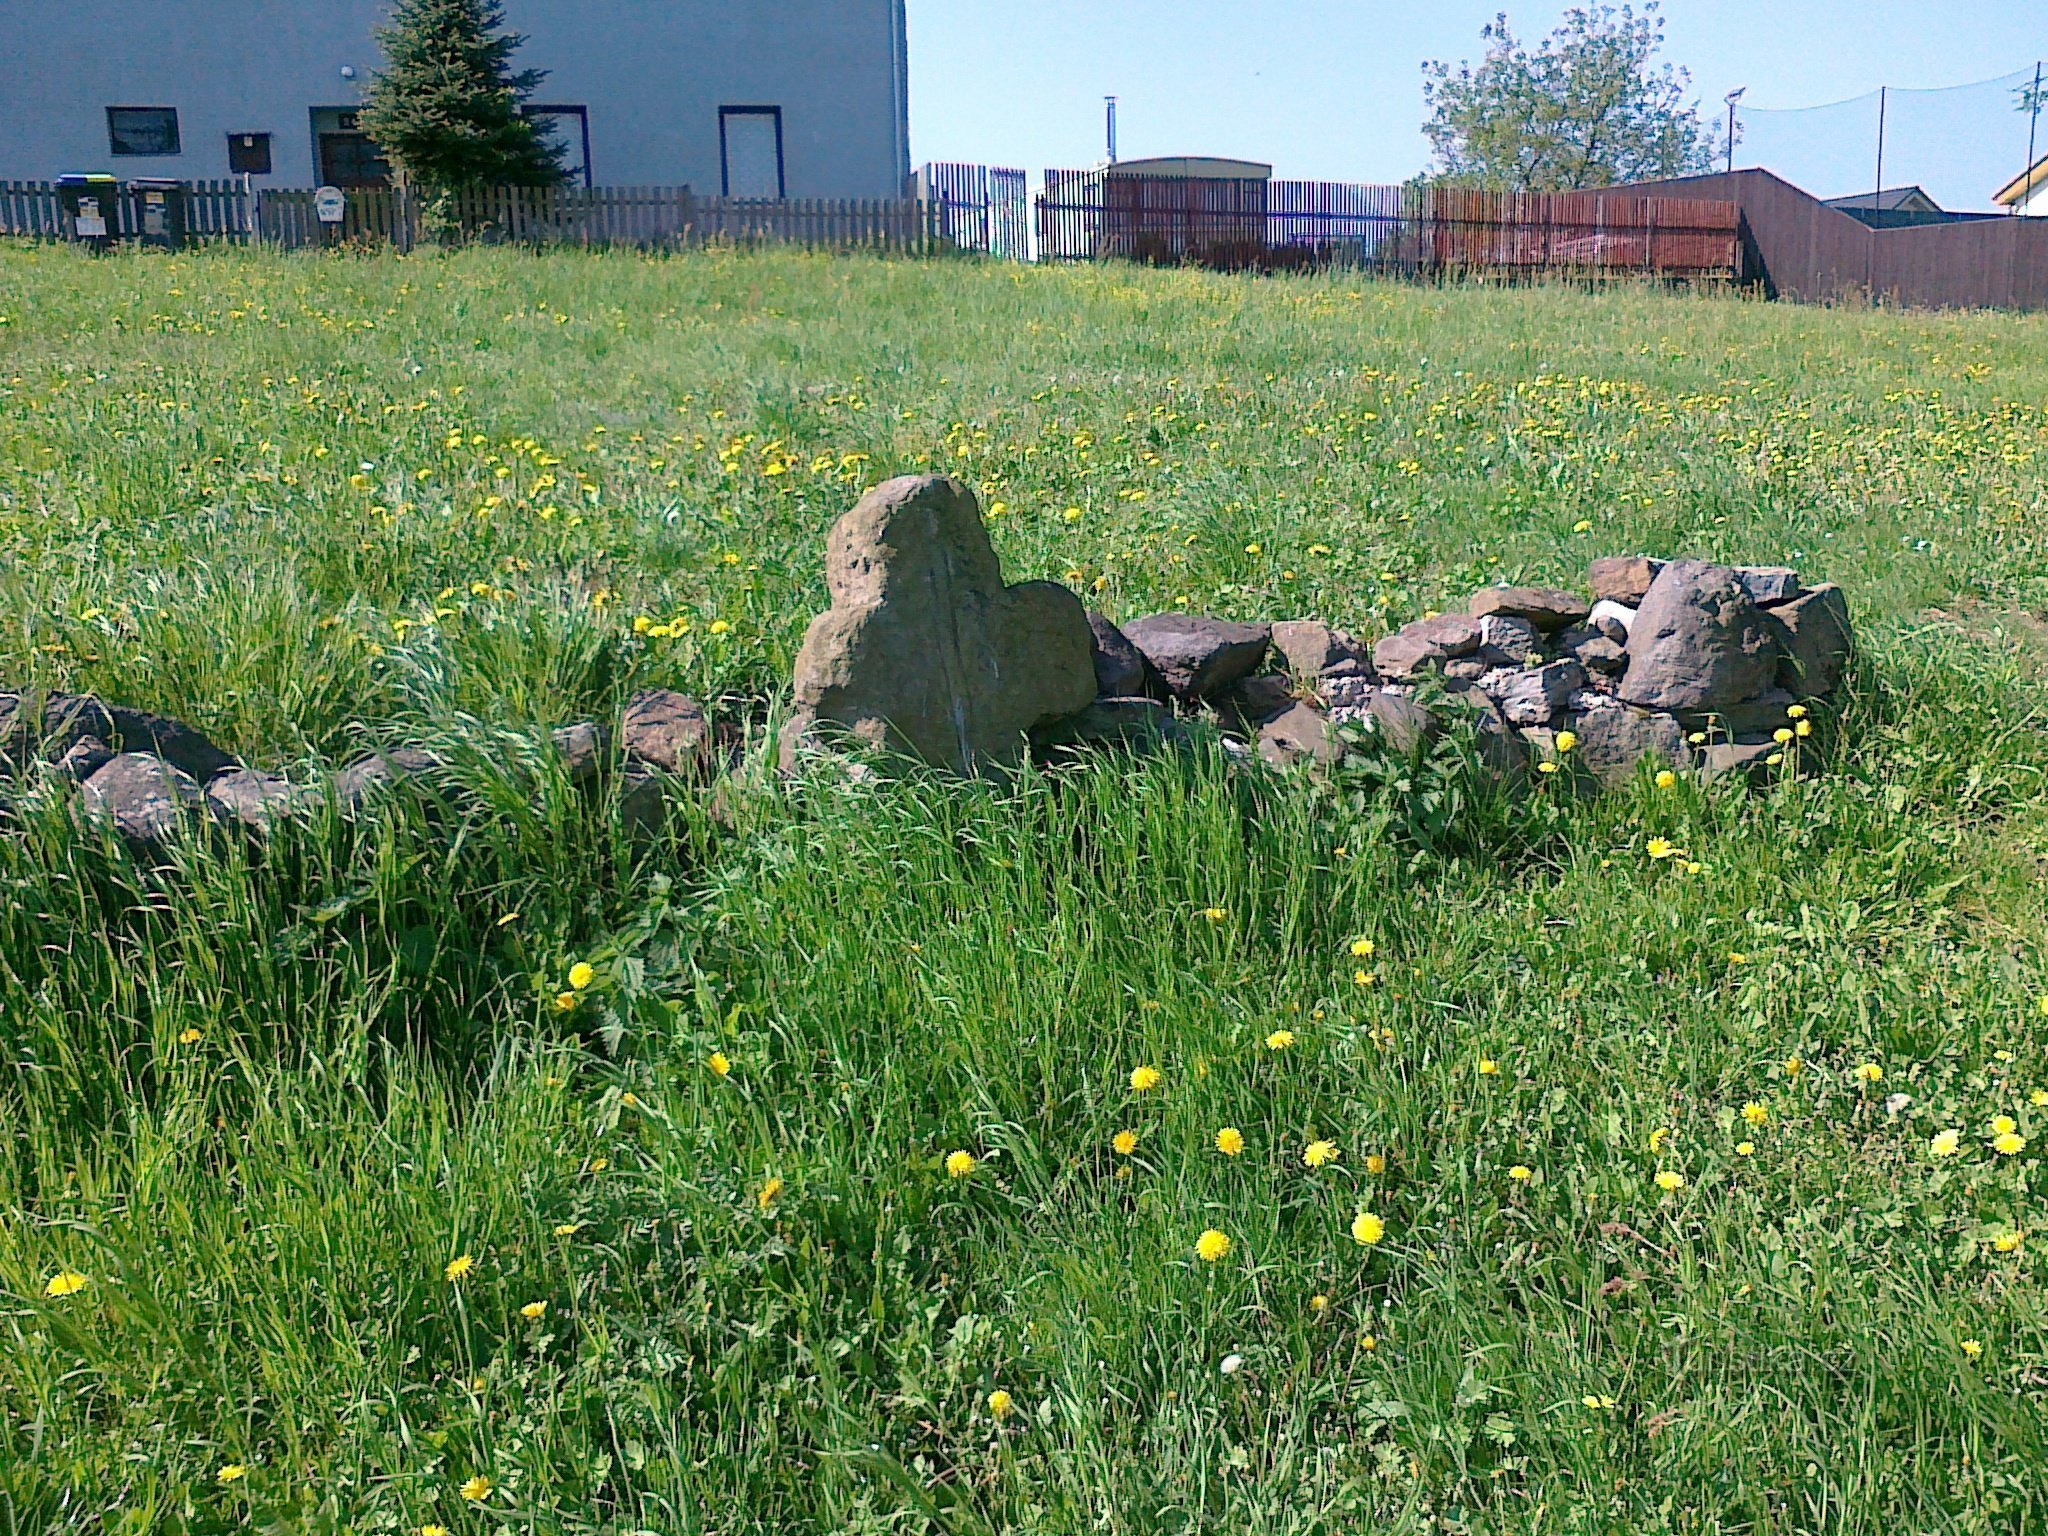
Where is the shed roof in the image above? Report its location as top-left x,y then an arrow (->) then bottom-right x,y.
1105,156 -> 1273,180
1822,186 -> 1942,213
1995,151 -> 2048,208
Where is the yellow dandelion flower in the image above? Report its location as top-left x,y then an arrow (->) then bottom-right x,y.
444,1253 -> 475,1282
520,1300 -> 547,1320
1112,1129 -> 1138,1155
1195,1228 -> 1231,1262
1309,1293 -> 1330,1314
757,1176 -> 784,1208
1786,704 -> 1808,720
1365,1153 -> 1387,1175
1582,1394 -> 1617,1410
1538,761 -> 1561,775
1648,1127 -> 1671,1154
1735,1140 -> 1756,1156
1478,1057 -> 1500,1076
460,1475 -> 492,1502
1784,1055 -> 1804,1076
1993,1131 -> 2026,1156
1654,1170 -> 1685,1192
1993,1230 -> 2023,1253
1773,728 -> 1794,745
1960,1339 -> 1983,1360
43,1270 -> 88,1298
552,1221 -> 584,1237
178,1027 -> 203,1045
1930,1129 -> 1962,1157
1855,1062 -> 1883,1083
1353,968 -> 1377,987
1129,1064 -> 1161,1092
1349,937 -> 1376,958
945,1150 -> 977,1178
1508,1164 -> 1532,1182
216,1464 -> 247,1485
567,961 -> 595,990
2032,1089 -> 2048,1108
553,991 -> 577,1012
421,1525 -> 450,1536
1554,730 -> 1578,753
1351,1210 -> 1386,1245
1200,906 -> 1227,923
1645,837 -> 1676,860
1741,1101 -> 1769,1127
987,1388 -> 1014,1419
1215,1126 -> 1246,1156
708,1051 -> 732,1077
1303,1139 -> 1339,1168
1361,1332 -> 1379,1350
1265,1029 -> 1297,1050
1991,1115 -> 2017,1137
1654,769 -> 1676,789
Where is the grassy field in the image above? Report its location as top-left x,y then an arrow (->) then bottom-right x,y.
3,243 -> 2048,1536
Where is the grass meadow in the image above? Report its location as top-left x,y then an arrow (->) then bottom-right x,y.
3,243 -> 2048,1535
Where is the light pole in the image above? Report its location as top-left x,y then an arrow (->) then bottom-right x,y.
1724,87 -> 1745,177
1105,96 -> 1118,165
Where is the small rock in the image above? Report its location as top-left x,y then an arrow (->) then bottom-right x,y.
1699,736 -> 1785,783
1086,611 -> 1164,700
1587,556 -> 1664,604
1442,658 -> 1489,682
1766,583 -> 1852,698
1477,660 -> 1585,726
784,475 -> 1096,774
1734,567 -> 1801,607
1330,689 -> 1438,753
1588,599 -> 1637,639
1618,560 -> 1779,711
335,747 -> 442,810
1217,673 -> 1295,732
1468,586 -> 1589,631
55,734 -> 114,780
621,689 -> 711,776
1257,702 -> 1342,767
1558,627 -> 1627,674
79,753 -> 210,844
1268,619 -> 1371,680
551,721 -> 607,784
1567,705 -> 1688,789
207,768 -> 302,833
1476,614 -> 1542,665
1321,672 -> 1378,710
1121,614 -> 1272,703
1371,614 -> 1480,679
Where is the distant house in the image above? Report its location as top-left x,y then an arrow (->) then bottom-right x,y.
0,2 -> 911,196
1821,186 -> 1957,228
1994,153 -> 2048,216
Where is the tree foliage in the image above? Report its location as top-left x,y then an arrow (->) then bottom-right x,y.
358,0 -> 564,195
1421,4 -> 1714,191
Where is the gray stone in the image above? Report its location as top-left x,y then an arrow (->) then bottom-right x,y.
1321,672 -> 1377,710
1217,673 -> 1295,732
1699,736 -> 1786,784
1121,614 -> 1272,703
1330,689 -> 1439,753
1735,567 -> 1801,607
1567,704 -> 1688,789
1037,697 -> 1186,753
1442,658 -> 1489,682
1086,611 -> 1163,700
1588,600 -> 1637,640
207,768 -> 302,834
79,753 -> 211,844
551,722 -> 607,784
1675,688 -> 1797,739
1617,560 -> 1779,711
1468,585 -> 1589,631
1559,627 -> 1627,674
3,692 -> 235,782
1587,556 -> 1664,604
1371,614 -> 1481,679
621,690 -> 711,777
1268,620 -> 1371,680
335,747 -> 442,810
1766,583 -> 1852,699
55,734 -> 114,781
1476,614 -> 1543,665
619,769 -> 668,843
784,476 -> 1097,775
1257,702 -> 1342,768
1477,660 -> 1585,726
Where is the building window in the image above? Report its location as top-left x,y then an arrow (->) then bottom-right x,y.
719,106 -> 784,198
107,107 -> 180,157
227,133 -> 272,176
311,108 -> 390,189
523,105 -> 591,187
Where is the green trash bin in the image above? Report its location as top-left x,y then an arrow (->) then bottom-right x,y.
128,178 -> 187,250
55,173 -> 120,251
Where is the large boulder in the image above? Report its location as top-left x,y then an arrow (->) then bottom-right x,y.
1085,611 -> 1164,700
1257,702 -> 1342,767
78,753 -> 211,844
1478,660 -> 1585,726
1567,703 -> 1688,789
1121,614 -> 1271,703
1469,586 -> 1588,631
3,691 -> 235,781
1766,583 -> 1852,698
620,690 -> 712,777
1617,560 -> 1779,711
1587,556 -> 1663,604
1330,689 -> 1439,753
784,476 -> 1096,774
1371,614 -> 1481,680
206,768 -> 303,834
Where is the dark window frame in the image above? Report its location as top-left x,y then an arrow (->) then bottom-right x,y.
227,132 -> 272,176
718,105 -> 784,198
522,104 -> 592,187
107,106 -> 181,157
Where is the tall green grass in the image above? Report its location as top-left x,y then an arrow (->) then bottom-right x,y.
2,244 -> 2046,1534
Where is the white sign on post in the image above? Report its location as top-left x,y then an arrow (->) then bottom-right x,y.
314,186 -> 347,225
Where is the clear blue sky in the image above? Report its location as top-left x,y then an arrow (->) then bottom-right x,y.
908,1 -> 2048,209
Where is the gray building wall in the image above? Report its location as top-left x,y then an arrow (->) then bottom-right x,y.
0,1 -> 911,194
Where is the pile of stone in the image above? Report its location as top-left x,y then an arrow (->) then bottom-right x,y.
0,685 -> 723,849
785,475 -> 1854,787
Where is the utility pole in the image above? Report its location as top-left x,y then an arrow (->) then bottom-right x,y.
2023,62 -> 2043,216
1873,85 -> 1887,209
1724,87 -> 1745,177
1105,96 -> 1118,165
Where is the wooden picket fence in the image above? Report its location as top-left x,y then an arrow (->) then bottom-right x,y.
0,180 -> 946,253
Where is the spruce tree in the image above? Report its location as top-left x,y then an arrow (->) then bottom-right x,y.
358,0 -> 565,197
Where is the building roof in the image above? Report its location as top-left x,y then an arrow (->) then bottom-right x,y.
1822,186 -> 1941,213
1995,151 -> 2048,207
1104,156 -> 1273,180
